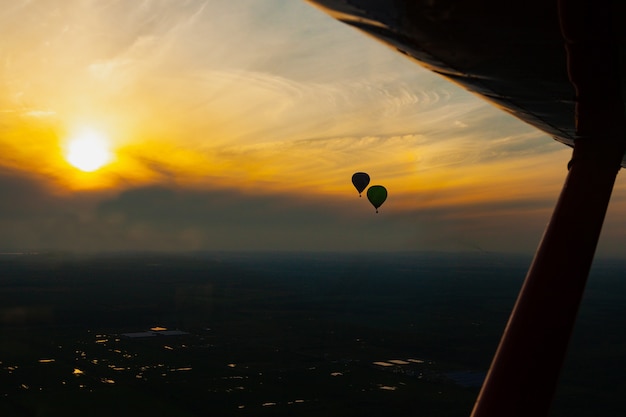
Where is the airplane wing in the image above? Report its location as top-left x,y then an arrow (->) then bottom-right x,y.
306,0 -> 626,165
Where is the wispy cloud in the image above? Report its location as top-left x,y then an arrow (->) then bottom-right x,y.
0,0 -> 590,254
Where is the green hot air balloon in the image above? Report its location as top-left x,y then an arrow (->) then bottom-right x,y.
351,172 -> 370,197
367,185 -> 387,213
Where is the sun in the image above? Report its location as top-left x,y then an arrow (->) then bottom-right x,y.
64,128 -> 113,172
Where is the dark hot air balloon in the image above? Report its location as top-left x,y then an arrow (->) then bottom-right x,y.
351,172 -> 370,197
367,185 -> 387,213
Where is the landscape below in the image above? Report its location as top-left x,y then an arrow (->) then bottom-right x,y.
0,251 -> 624,417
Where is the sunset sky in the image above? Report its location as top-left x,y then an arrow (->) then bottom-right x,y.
2,0 -> 626,256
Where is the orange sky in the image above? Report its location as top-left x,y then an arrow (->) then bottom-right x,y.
2,0 -> 626,256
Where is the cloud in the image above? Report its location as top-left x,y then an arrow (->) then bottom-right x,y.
3,159 -> 626,257
0,168 -> 374,252
4,0 -> 623,258
0,165 -> 550,255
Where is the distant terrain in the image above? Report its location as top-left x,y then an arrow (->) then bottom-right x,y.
0,251 -> 624,416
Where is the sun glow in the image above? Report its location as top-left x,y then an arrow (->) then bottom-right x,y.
65,128 -> 113,172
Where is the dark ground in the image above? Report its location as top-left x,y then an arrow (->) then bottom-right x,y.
0,251 -> 624,416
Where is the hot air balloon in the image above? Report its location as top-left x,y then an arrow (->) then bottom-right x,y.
351,172 -> 370,197
367,185 -> 387,213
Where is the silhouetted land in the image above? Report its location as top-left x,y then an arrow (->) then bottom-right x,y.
0,251 -> 624,416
